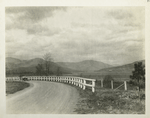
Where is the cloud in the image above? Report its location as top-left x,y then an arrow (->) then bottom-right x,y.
26,25 -> 47,34
5,7 -> 67,36
5,7 -> 145,65
107,8 -> 133,20
6,7 -> 67,22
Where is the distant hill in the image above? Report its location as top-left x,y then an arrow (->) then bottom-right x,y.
96,60 -> 145,77
75,60 -> 145,81
6,57 -> 22,64
17,58 -> 44,68
6,57 -> 113,76
6,57 -> 73,76
57,60 -> 112,72
6,57 -> 44,69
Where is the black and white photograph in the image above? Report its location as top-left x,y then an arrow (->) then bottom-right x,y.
3,5 -> 147,115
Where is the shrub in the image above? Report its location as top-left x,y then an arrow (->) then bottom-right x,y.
103,75 -> 113,88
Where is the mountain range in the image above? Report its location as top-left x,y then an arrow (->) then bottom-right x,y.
6,57 -> 145,78
6,57 -> 72,75
96,60 -> 145,76
6,57 -> 112,75
57,60 -> 112,72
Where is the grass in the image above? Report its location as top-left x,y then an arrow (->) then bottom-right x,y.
73,86 -> 145,114
62,80 -> 145,114
62,73 -> 145,113
6,81 -> 30,95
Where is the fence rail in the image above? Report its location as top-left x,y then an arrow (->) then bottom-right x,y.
100,79 -> 127,90
6,76 -> 96,92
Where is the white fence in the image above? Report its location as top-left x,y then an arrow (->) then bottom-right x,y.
6,76 -> 96,92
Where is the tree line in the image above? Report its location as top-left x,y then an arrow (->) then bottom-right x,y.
35,52 -> 62,76
6,52 -> 62,77
130,61 -> 145,91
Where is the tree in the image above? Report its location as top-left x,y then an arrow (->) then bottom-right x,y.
43,52 -> 53,75
56,67 -> 62,76
36,63 -> 43,75
130,62 -> 145,91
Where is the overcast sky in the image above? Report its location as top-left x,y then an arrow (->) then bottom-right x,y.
5,7 -> 145,65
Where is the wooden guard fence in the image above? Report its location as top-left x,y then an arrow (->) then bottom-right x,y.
6,76 -> 96,92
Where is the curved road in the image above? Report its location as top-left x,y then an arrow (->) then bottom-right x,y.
6,81 -> 79,114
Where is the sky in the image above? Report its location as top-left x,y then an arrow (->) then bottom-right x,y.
5,7 -> 145,65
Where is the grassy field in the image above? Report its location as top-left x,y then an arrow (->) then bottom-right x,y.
73,85 -> 145,114
6,81 -> 30,95
69,72 -> 131,82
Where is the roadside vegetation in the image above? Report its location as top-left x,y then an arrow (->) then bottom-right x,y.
72,62 -> 145,114
73,86 -> 145,114
6,81 -> 30,95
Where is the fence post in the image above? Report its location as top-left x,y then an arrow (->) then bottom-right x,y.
72,78 -> 74,84
92,80 -> 95,92
124,81 -> 127,90
60,77 -> 62,82
80,79 -> 83,88
83,79 -> 86,90
64,77 -> 66,82
69,78 -> 71,84
74,78 -> 76,85
79,79 -> 81,87
101,79 -> 103,88
111,80 -> 113,89
67,78 -> 69,83
76,78 -> 78,86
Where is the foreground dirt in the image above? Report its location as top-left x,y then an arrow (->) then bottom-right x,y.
6,81 -> 79,114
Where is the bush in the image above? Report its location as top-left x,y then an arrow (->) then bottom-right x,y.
103,75 -> 113,88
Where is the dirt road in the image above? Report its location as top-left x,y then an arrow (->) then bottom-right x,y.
6,81 -> 79,114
